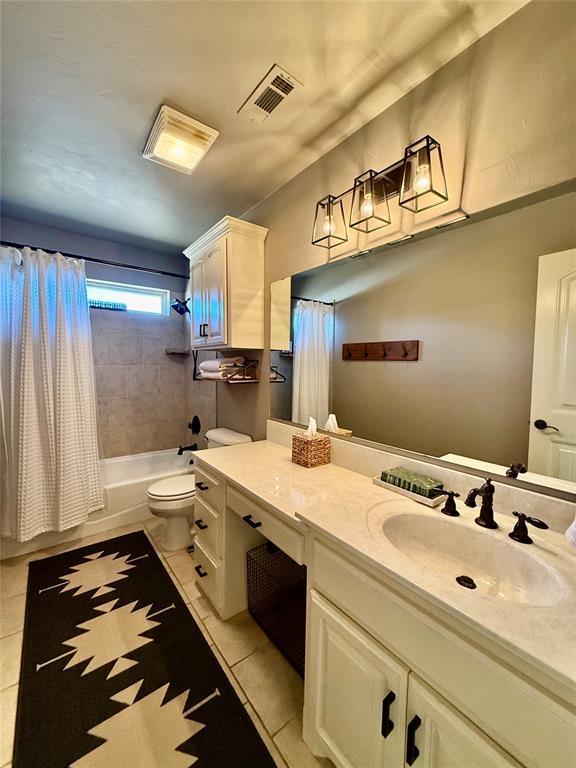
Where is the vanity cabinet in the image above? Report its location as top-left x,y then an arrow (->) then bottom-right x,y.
184,216 -> 268,349
307,590 -> 408,768
306,590 -> 521,768
193,461 -> 305,620
305,538 -> 574,768
405,676 -> 522,768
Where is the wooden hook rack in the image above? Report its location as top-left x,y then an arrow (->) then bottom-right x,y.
342,340 -> 419,361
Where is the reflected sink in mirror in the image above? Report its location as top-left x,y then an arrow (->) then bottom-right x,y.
382,513 -> 566,606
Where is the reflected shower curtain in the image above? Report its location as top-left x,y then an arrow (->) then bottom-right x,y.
0,246 -> 103,542
292,299 -> 334,427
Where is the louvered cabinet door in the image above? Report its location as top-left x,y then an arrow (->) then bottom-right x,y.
305,590 -> 408,768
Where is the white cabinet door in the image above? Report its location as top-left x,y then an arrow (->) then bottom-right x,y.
305,590 -> 408,768
405,677 -> 522,768
203,241 -> 227,346
190,256 -> 206,347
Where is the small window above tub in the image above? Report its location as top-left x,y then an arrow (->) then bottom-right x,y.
86,279 -> 170,315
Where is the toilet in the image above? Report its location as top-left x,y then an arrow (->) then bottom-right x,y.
146,427 -> 252,550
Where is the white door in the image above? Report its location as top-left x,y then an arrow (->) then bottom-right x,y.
305,590 -> 408,768
405,677 -> 522,768
190,256 -> 206,347
528,249 -> 576,479
203,241 -> 227,346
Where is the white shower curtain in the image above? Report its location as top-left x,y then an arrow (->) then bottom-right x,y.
292,299 -> 334,427
0,246 -> 103,542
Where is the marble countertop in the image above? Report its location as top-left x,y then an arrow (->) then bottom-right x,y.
195,440 -> 576,693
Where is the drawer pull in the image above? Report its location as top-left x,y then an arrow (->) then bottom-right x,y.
195,482 -> 209,491
195,564 -> 208,578
194,519 -> 208,530
242,514 -> 262,529
380,690 -> 396,738
406,715 -> 421,765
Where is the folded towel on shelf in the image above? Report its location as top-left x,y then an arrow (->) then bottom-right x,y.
199,356 -> 246,372
198,370 -> 228,380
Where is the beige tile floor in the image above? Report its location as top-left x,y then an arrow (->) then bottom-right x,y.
0,520 -> 332,768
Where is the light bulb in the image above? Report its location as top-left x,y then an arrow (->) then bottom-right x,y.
170,141 -> 186,160
413,164 -> 431,193
322,214 -> 336,237
360,192 -> 374,218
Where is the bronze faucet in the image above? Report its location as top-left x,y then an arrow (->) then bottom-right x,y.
464,478 -> 498,529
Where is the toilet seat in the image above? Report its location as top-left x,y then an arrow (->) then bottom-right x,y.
147,474 -> 196,501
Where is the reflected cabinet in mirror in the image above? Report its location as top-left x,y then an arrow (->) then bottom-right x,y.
270,190 -> 576,493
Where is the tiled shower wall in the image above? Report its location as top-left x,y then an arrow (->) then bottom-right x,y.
91,297 -> 216,458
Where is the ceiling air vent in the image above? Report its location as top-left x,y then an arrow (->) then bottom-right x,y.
238,64 -> 303,124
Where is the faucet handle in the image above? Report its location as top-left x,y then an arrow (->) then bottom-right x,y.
509,511 -> 549,544
514,511 -> 548,529
439,490 -> 460,517
506,463 -> 527,479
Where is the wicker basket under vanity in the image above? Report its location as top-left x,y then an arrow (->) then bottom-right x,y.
292,432 -> 331,468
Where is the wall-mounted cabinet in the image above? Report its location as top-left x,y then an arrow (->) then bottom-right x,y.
184,216 -> 268,349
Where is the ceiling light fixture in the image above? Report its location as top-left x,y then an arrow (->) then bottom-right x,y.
311,135 -> 448,248
143,105 -> 219,175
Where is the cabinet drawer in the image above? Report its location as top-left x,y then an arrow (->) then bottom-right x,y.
193,496 -> 222,559
312,539 -> 576,768
194,464 -> 225,513
193,539 -> 220,609
227,486 -> 305,564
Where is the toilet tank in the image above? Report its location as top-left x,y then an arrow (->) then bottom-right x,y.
205,428 -> 252,449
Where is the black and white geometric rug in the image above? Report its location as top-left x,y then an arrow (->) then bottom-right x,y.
13,531 -> 276,767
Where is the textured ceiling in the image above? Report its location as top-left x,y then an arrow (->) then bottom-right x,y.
0,0 -> 528,252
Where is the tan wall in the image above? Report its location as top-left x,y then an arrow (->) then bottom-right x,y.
241,0 -> 576,442
291,192 -> 576,464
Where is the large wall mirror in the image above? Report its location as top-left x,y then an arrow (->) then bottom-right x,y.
269,188 -> 576,494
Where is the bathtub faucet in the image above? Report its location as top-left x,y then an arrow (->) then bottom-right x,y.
177,443 -> 198,456
178,444 -> 198,455
178,443 -> 198,465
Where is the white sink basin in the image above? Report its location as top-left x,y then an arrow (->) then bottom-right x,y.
382,513 -> 565,606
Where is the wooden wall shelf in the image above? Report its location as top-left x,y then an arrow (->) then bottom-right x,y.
342,340 -> 419,361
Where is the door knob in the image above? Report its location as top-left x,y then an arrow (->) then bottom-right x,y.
534,419 -> 560,432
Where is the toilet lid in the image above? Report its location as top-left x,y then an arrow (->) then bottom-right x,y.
147,474 -> 196,500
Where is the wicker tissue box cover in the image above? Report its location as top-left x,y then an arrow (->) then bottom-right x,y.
292,433 -> 331,468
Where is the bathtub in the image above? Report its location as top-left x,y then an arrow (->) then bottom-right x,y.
1,448 -> 194,560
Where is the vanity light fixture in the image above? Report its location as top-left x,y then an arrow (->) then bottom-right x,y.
312,195 -> 348,249
387,234 -> 413,246
143,105 -> 219,175
435,213 -> 469,229
399,135 -> 448,212
312,135 -> 448,248
349,170 -> 391,232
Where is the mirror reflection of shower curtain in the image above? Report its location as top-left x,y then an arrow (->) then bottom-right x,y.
0,246 -> 104,542
292,300 -> 334,427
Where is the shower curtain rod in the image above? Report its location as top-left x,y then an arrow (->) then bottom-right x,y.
0,240 -> 189,280
291,295 -> 335,306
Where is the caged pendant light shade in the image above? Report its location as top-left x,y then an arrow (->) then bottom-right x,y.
349,170 -> 391,232
312,195 -> 348,248
399,136 -> 448,213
